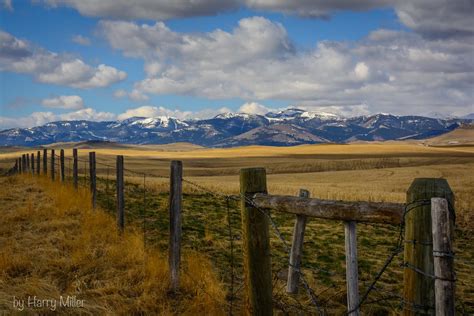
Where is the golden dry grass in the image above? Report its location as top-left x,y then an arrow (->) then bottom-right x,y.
0,175 -> 226,315
1,142 -> 473,313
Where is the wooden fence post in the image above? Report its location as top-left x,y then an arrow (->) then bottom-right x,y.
43,149 -> 47,175
345,221 -> 359,316
31,153 -> 35,174
73,148 -> 78,189
60,149 -> 65,182
89,152 -> 96,208
51,149 -> 55,181
116,155 -> 124,231
403,178 -> 454,315
431,198 -> 455,315
240,168 -> 272,315
36,151 -> 40,175
26,153 -> 30,172
169,160 -> 183,292
17,157 -> 21,174
287,189 -> 309,294
21,155 -> 25,173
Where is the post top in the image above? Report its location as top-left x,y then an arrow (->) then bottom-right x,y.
407,178 -> 454,212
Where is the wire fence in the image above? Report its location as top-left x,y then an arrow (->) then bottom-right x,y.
6,151 -> 472,315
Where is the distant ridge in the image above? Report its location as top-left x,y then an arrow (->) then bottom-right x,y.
1,109 -> 471,147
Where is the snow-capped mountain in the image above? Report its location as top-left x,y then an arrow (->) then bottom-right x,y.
0,110 -> 470,147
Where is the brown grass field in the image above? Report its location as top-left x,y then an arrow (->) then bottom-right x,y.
0,139 -> 473,314
0,175 -> 225,315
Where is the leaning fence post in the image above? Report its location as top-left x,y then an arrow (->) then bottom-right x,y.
60,149 -> 65,182
51,150 -> 55,181
240,168 -> 272,315
43,149 -> 47,175
287,189 -> 309,294
36,151 -> 40,175
116,155 -> 124,231
345,221 -> 359,316
431,198 -> 455,315
169,160 -> 183,292
73,148 -> 78,189
403,178 -> 454,315
89,152 -> 96,208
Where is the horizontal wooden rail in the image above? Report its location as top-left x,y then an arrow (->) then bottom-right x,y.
252,194 -> 404,224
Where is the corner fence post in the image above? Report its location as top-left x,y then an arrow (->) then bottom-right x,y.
403,178 -> 454,315
431,198 -> 455,315
169,160 -> 183,292
73,148 -> 78,189
60,149 -> 65,182
240,168 -> 272,315
89,152 -> 96,208
43,149 -> 47,175
36,151 -> 40,175
31,153 -> 35,174
345,220 -> 359,316
51,149 -> 55,181
287,189 -> 309,294
116,155 -> 124,231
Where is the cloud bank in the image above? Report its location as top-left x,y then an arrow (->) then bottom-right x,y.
98,16 -> 473,115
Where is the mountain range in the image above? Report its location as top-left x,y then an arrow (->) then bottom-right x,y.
1,108 -> 472,147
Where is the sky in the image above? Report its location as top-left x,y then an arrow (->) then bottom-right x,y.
0,0 -> 473,129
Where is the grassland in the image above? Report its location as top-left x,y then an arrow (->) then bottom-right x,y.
0,140 -> 473,314
0,175 -> 225,315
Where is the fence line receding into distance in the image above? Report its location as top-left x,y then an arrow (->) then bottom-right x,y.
5,149 -> 459,315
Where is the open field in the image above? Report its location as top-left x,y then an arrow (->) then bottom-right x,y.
1,141 -> 473,313
0,175 -> 225,314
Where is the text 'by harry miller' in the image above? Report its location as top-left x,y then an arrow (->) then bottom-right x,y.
12,296 -> 84,311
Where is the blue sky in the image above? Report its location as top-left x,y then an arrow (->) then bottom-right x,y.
0,1 -> 472,128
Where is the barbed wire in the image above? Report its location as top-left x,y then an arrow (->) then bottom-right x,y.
6,154 -> 468,314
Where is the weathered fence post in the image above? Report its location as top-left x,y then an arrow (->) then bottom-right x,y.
26,153 -> 30,173
36,151 -> 40,175
73,148 -> 78,189
431,198 -> 455,315
287,189 -> 309,294
51,149 -> 55,181
403,178 -> 454,315
345,220 -> 359,316
60,149 -> 65,182
240,168 -> 272,315
17,157 -> 21,174
89,152 -> 96,208
31,153 -> 35,174
169,160 -> 183,292
116,155 -> 124,231
43,149 -> 47,175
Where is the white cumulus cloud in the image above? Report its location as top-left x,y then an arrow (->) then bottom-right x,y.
0,30 -> 126,89
72,34 -> 91,46
238,102 -> 270,115
41,95 -> 84,110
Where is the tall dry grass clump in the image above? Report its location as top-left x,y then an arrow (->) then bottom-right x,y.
0,175 -> 225,315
